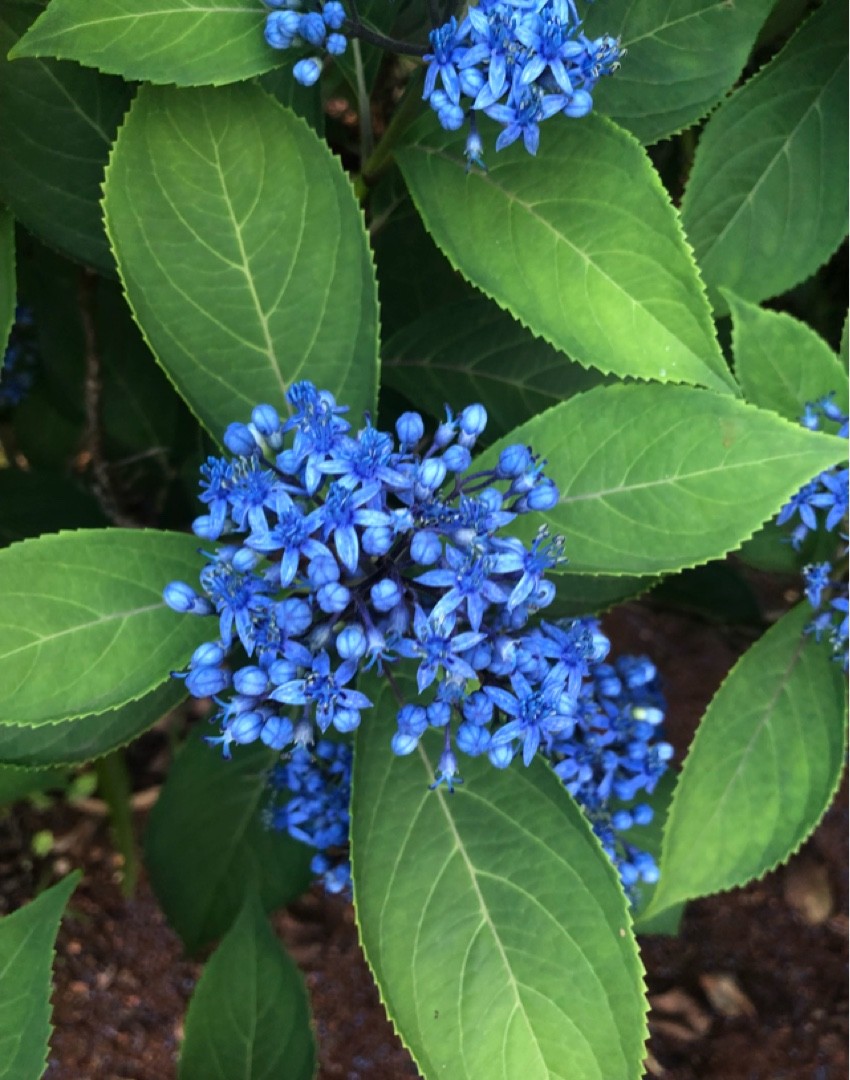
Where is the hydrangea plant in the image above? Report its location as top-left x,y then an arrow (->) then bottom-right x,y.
0,0 -> 846,1077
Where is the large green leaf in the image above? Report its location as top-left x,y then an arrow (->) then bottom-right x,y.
383,296 -> 607,441
145,728 -> 312,953
477,384 -> 847,574
0,206 -> 13,355
727,293 -> 849,424
0,681 -> 186,768
0,470 -> 107,546
179,889 -> 315,1080
547,572 -> 656,618
371,172 -> 468,341
398,114 -> 735,395
0,529 -> 210,726
10,0 -> 282,87
681,0 -> 849,312
352,669 -> 647,1080
0,7 -> 130,274
647,605 -> 847,916
0,872 -> 80,1080
103,83 -> 379,439
587,0 -> 776,145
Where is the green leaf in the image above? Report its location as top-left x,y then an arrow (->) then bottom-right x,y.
727,292 -> 848,424
0,470 -> 107,546
179,889 -> 315,1080
681,0 -> 849,312
587,0 -> 776,145
398,114 -> 735,395
0,529 -> 210,726
0,872 -> 80,1080
103,83 -> 379,438
0,763 -> 65,806
383,296 -> 607,441
0,7 -> 131,274
840,312 -> 849,371
257,64 -> 324,137
352,668 -> 648,1080
476,383 -> 848,574
145,728 -> 312,953
371,173 -> 468,340
0,206 -> 13,355
0,681 -> 186,768
10,0 -> 283,87
647,605 -> 848,916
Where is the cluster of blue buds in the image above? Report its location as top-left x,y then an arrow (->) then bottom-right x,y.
0,305 -> 38,411
263,0 -> 348,86
263,636 -> 670,898
423,0 -> 622,165
777,392 -> 848,668
165,380 -> 575,783
266,739 -> 353,894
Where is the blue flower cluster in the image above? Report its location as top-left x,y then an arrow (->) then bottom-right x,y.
165,380 -> 577,779
263,0 -> 348,86
423,0 -> 622,165
0,306 -> 37,411
778,392 -> 848,667
263,635 -> 671,898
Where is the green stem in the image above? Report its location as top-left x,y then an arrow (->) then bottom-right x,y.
362,69 -> 426,184
95,750 -> 138,898
351,38 -> 375,166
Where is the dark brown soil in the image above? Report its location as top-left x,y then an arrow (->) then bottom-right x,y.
2,599 -> 846,1080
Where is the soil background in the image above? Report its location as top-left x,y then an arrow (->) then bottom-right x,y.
1,596 -> 847,1080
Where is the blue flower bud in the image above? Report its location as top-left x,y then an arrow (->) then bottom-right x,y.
317,582 -> 350,614
190,642 -> 226,668
277,597 -> 312,636
232,547 -> 260,572
564,89 -> 593,118
370,578 -> 401,613
192,514 -> 222,540
322,0 -> 346,28
633,803 -> 654,827
333,707 -> 361,733
462,691 -> 493,725
437,102 -> 464,131
411,529 -> 441,565
337,624 -> 367,660
442,444 -> 472,472
293,57 -> 322,86
391,731 -> 420,755
498,444 -> 531,478
251,404 -> 281,438
326,32 -> 346,55
632,706 -> 664,726
261,715 -> 293,750
234,666 -> 269,696
269,659 -> 298,684
397,704 -> 428,735
418,458 -> 447,491
488,743 -> 514,768
163,581 -> 211,615
619,861 -> 639,887
427,700 -> 451,727
396,411 -> 425,446
185,665 -> 230,698
460,66 -> 485,98
229,711 -> 264,745
611,809 -> 633,831
224,422 -> 258,456
308,554 -> 340,587
299,11 -> 326,44
456,722 -> 490,755
526,479 -> 559,511
362,525 -> 393,556
265,10 -> 298,48
459,403 -> 487,437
